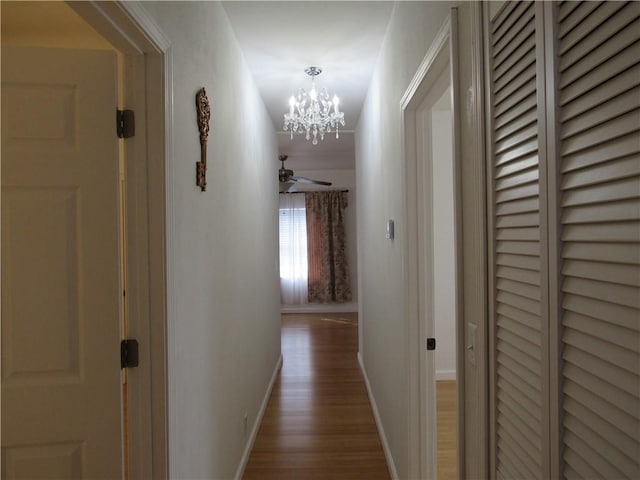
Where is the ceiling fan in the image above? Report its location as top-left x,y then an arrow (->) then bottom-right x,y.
278,155 -> 332,192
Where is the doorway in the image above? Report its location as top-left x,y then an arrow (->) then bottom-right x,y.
418,82 -> 458,480
403,11 -> 461,479
0,1 -> 169,477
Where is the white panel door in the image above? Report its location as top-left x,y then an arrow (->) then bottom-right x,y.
1,46 -> 123,479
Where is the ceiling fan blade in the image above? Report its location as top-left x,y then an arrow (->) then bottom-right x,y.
279,181 -> 295,193
291,176 -> 332,186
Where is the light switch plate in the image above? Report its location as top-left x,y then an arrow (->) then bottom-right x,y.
467,322 -> 477,366
386,219 -> 394,239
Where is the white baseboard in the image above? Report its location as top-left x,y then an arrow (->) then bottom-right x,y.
280,301 -> 358,314
234,353 -> 283,480
357,352 -> 399,480
436,369 -> 456,381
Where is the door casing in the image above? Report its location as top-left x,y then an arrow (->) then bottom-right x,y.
67,2 -> 171,477
401,11 -> 463,479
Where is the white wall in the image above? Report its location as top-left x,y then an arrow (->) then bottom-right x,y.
432,104 -> 457,380
355,2 -> 455,478
281,168 -> 358,312
140,3 -> 281,478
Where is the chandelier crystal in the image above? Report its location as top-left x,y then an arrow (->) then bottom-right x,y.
283,67 -> 345,145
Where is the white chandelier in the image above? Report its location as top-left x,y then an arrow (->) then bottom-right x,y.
284,67 -> 345,145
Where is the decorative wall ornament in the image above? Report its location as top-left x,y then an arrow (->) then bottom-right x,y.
195,87 -> 210,191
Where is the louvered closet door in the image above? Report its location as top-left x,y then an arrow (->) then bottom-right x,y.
555,2 -> 640,478
487,2 -> 548,479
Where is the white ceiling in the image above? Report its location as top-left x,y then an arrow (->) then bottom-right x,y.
277,131 -> 355,170
4,1 -> 393,173
222,1 -> 394,170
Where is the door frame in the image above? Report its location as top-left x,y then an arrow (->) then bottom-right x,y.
68,2 -> 171,478
401,10 -> 462,479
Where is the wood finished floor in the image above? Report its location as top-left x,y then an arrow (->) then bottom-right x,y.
437,380 -> 457,480
243,313 -> 391,479
243,313 -> 458,479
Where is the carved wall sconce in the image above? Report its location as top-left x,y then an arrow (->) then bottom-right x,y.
196,87 -> 210,191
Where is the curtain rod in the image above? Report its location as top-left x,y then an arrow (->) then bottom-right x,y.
279,189 -> 349,194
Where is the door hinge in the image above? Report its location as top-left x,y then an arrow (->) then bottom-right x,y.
116,109 -> 135,138
120,339 -> 139,368
426,338 -> 436,350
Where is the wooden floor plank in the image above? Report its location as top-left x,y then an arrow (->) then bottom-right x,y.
437,380 -> 458,480
243,313 -> 391,479
243,313 -> 458,479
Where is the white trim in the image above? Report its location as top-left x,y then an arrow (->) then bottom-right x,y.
402,10 -> 459,480
234,354 -> 284,480
115,5 -> 173,479
118,2 -> 171,51
436,370 -> 457,381
280,302 -> 358,314
69,2 -> 171,477
358,353 -> 399,480
163,41 -> 176,480
400,16 -> 451,110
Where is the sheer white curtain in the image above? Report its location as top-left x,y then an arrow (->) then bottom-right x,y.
279,193 -> 308,305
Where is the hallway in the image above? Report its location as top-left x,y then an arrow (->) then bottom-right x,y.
243,313 -> 390,479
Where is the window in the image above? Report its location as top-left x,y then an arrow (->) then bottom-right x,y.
279,193 -> 308,304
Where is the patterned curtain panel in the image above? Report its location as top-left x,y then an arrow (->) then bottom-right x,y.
305,191 -> 352,303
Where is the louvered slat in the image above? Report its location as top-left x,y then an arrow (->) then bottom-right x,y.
563,406 -> 637,472
498,375 -> 542,415
496,411 -> 541,475
563,346 -> 639,398
496,252 -> 540,271
563,294 -> 638,331
558,0 -> 581,22
561,132 -> 640,172
562,221 -> 640,243
496,152 -> 538,178
497,302 -> 543,332
559,40 -> 640,104
563,278 -> 640,308
561,87 -> 640,140
494,44 -> 535,92
560,110 -> 640,155
561,155 -> 640,189
495,211 -> 539,229
559,3 -> 635,68
559,65 -> 640,121
558,1 -> 602,39
562,258 -> 639,287
564,376 -> 639,451
562,177 -> 639,207
497,394 -> 543,448
563,428 -> 628,479
492,0 -> 525,40
564,397 -> 637,468
497,357 -> 543,406
560,20 -> 640,87
557,4 -> 640,476
564,363 -> 639,421
495,92 -> 537,129
496,226 -> 540,242
495,109 -> 536,143
489,3 -> 544,478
